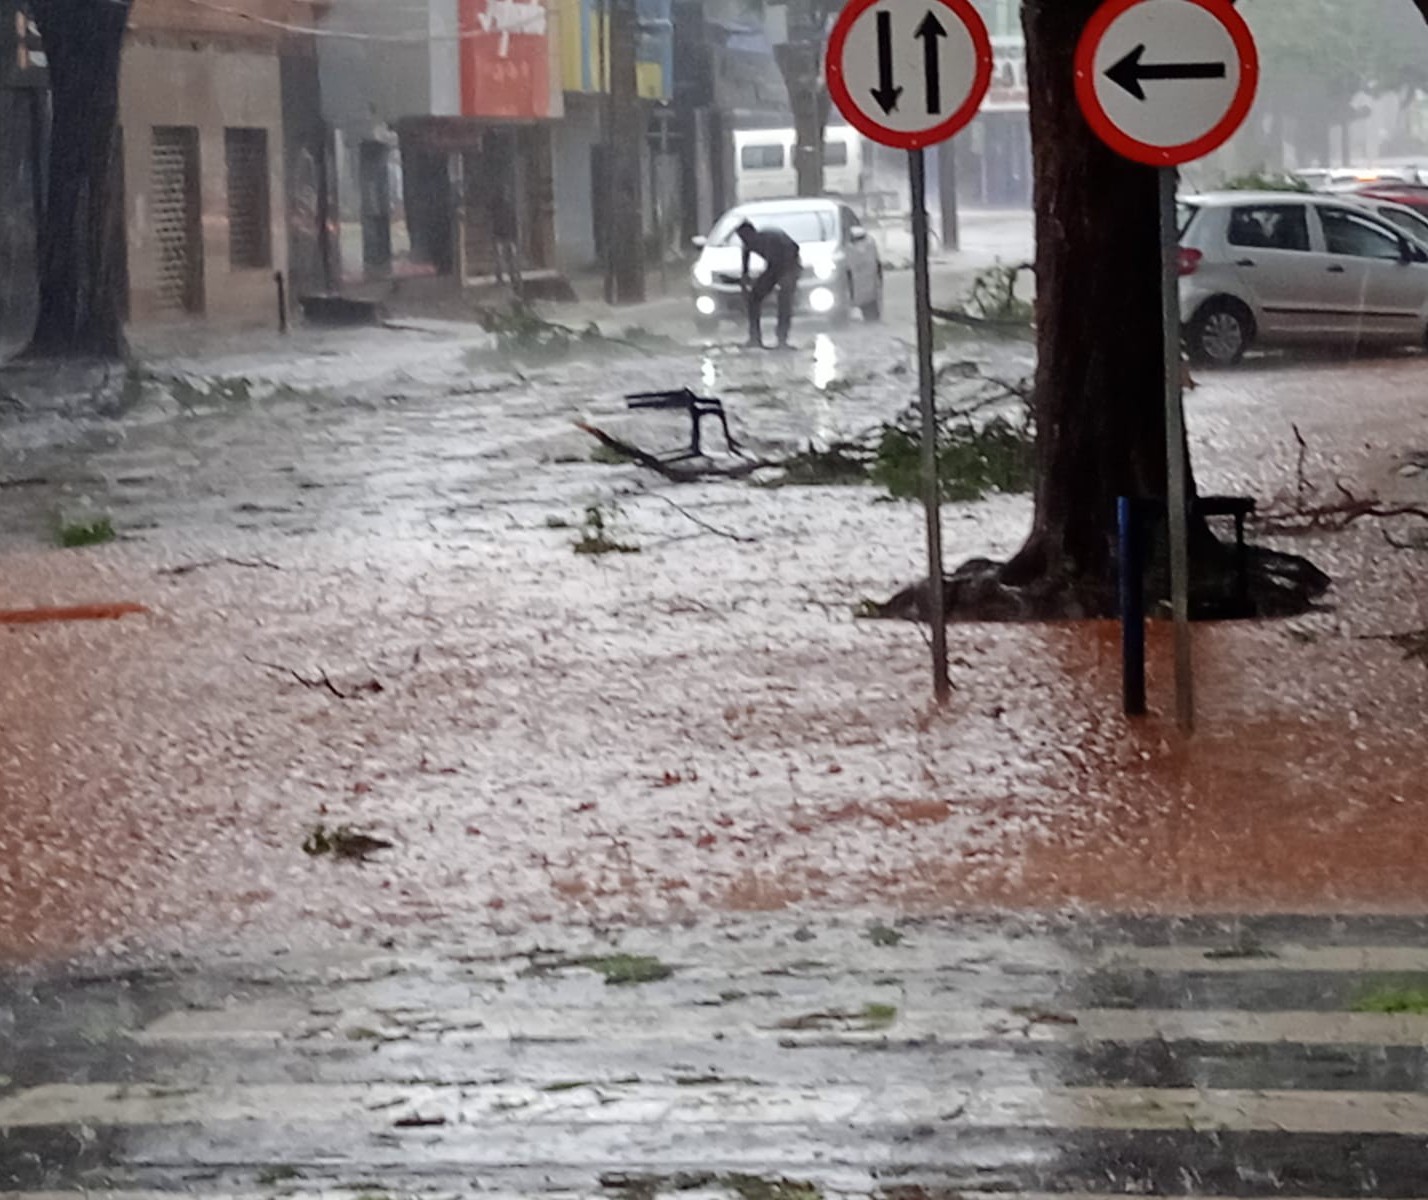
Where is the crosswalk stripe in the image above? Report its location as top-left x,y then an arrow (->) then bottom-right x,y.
1099,944 -> 1428,973
11,1195 -> 1428,1200
6,1081 -> 1428,1134
130,1004 -> 1428,1048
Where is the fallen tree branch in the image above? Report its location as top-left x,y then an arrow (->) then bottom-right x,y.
930,306 -> 1035,338
575,422 -> 775,483
1254,425 -> 1428,534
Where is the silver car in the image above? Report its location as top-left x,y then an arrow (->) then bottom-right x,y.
690,198 -> 884,333
1179,191 -> 1428,365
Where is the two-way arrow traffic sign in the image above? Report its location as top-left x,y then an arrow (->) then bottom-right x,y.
1075,0 -> 1258,167
826,0 -> 991,150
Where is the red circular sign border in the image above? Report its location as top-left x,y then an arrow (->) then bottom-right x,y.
1074,0 -> 1259,167
826,0 -> 994,151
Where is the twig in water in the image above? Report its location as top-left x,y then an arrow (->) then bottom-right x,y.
638,488 -> 758,543
245,655 -> 383,700
160,557 -> 282,577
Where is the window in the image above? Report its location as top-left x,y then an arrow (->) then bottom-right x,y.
1177,202 -> 1200,237
823,140 -> 849,167
1376,206 -> 1428,244
740,144 -> 784,170
1321,208 -> 1402,260
1227,205 -> 1309,252
225,127 -> 271,269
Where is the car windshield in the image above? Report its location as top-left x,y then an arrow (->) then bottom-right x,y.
708,209 -> 837,247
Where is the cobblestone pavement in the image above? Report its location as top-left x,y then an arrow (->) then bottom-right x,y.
7,914 -> 1428,1195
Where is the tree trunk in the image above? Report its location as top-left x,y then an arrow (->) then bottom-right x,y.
999,0 -> 1173,601
774,0 -> 828,197
25,0 -> 130,360
607,0 -> 646,304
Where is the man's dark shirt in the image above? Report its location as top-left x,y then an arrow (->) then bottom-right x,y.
740,227 -> 801,281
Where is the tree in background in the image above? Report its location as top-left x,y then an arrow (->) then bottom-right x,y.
770,0 -> 835,196
1241,0 -> 1428,166
24,0 -> 131,360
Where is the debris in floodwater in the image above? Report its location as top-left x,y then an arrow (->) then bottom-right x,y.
302,825 -> 394,861
158,556 -> 282,576
776,1003 -> 897,1031
576,954 -> 674,985
866,922 -> 903,947
392,1113 -> 447,1128
572,504 -> 640,557
256,1166 -> 303,1186
1353,984 -> 1428,1014
56,516 -> 116,548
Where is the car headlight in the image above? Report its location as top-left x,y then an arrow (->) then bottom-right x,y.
810,258 -> 837,281
693,262 -> 714,287
809,287 -> 837,313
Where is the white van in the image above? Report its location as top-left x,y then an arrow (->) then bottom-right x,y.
733,127 -> 869,203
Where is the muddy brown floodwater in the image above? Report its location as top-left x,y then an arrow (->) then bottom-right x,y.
1,321 -> 1425,966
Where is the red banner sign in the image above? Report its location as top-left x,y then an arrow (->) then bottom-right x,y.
459,0 -> 552,119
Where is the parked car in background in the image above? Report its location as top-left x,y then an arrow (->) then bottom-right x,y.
690,198 -> 884,333
1348,182 -> 1428,214
732,127 -> 870,203
1177,191 -> 1428,365
1317,166 -> 1427,191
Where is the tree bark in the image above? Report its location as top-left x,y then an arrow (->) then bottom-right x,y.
773,0 -> 828,197
607,0 -> 646,303
999,0 -> 1173,599
24,0 -> 130,360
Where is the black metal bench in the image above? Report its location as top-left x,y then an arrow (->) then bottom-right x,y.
626,388 -> 743,461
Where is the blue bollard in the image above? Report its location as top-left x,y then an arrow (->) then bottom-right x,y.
1119,496 -> 1147,717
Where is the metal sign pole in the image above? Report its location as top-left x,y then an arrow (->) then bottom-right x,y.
910,147 -> 950,703
1159,165 -> 1193,731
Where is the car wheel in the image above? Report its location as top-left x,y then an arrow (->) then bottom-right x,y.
1187,298 -> 1252,366
861,271 -> 884,322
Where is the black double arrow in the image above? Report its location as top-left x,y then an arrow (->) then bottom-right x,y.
871,9 -> 947,116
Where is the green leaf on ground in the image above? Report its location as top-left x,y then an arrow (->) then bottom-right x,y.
577,953 -> 674,985
57,517 -> 116,548
1353,985 -> 1428,1014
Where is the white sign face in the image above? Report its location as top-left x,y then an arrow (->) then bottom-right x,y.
1076,0 -> 1257,166
827,0 -> 992,150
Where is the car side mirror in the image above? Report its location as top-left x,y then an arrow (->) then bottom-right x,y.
849,226 -> 869,243
691,235 -> 707,249
1399,237 -> 1416,263
1415,245 -> 1428,264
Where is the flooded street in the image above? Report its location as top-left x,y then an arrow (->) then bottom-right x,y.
2,236 -> 1427,965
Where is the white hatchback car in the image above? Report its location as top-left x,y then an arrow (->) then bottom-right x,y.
1179,191 -> 1428,365
690,198 -> 884,333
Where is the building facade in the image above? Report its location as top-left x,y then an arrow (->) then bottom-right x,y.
120,0 -> 318,327
318,0 -> 565,286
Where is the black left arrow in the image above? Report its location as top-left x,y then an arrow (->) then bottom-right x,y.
914,11 -> 946,114
1105,43 -> 1227,102
871,10 -> 902,114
